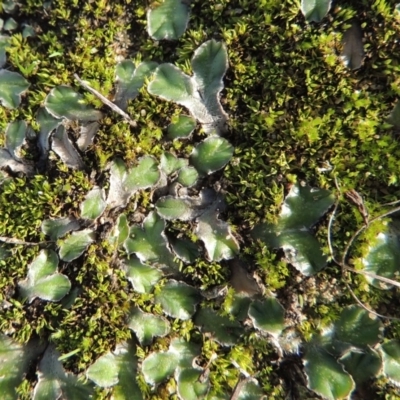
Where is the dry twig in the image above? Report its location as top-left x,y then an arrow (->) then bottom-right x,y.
74,74 -> 137,127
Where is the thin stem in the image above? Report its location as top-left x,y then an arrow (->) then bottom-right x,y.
341,204 -> 400,267
343,278 -> 400,322
327,201 -> 341,265
344,265 -> 400,289
328,178 -> 400,320
0,236 -> 50,246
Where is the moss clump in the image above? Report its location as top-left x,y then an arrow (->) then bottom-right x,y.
1,0 -> 400,398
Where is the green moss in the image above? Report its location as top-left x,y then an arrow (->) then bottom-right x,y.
2,0 -> 400,397
0,176 -> 62,239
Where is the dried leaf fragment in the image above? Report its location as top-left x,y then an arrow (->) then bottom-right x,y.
341,21 -> 364,70
51,125 -> 84,169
